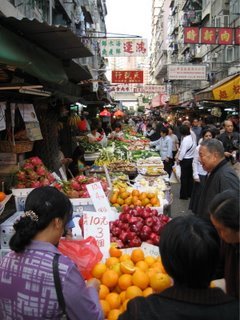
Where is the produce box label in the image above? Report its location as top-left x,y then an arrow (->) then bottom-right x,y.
87,182 -> 112,214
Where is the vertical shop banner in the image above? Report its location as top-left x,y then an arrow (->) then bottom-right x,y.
218,28 -> 233,45
184,27 -> 199,44
235,28 -> 240,45
201,28 -> 216,44
99,38 -> 148,57
112,70 -> 144,83
0,103 -> 6,131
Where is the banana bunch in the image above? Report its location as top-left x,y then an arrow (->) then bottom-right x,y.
67,113 -> 81,127
94,148 -> 118,166
112,179 -> 128,191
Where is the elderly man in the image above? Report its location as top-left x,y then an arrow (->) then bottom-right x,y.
196,139 -> 239,219
218,120 -> 240,164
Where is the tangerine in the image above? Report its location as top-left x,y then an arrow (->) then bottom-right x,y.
119,254 -> 131,263
149,272 -> 172,292
118,274 -> 133,290
119,291 -> 126,303
121,299 -> 130,312
132,189 -> 140,197
132,270 -> 149,290
145,256 -> 156,267
120,261 -> 135,274
99,284 -> 109,299
91,262 -> 107,279
139,192 -> 147,201
101,269 -> 119,288
131,248 -> 145,263
108,309 -> 122,320
135,260 -> 149,272
106,257 -> 119,268
105,292 -> 121,309
143,287 -> 154,297
125,286 -> 143,300
109,246 -> 122,258
100,299 -> 110,317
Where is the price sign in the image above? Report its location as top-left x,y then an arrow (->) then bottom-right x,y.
141,242 -> 160,259
85,182 -> 112,258
86,182 -> 112,214
83,211 -> 110,259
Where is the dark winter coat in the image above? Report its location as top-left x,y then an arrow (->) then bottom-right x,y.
196,159 -> 239,219
118,286 -> 239,320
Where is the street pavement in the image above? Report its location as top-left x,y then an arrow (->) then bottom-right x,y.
170,183 -> 193,218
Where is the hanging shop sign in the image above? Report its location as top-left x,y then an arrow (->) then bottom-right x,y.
184,27 -> 239,45
168,65 -> 206,80
112,70 -> 144,83
212,75 -> 240,101
151,94 -> 169,107
99,38 -> 148,57
110,84 -> 166,93
169,95 -> 179,106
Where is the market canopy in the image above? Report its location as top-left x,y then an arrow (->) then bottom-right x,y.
195,74 -> 240,101
114,110 -> 124,117
0,17 -> 94,60
100,109 -> 111,116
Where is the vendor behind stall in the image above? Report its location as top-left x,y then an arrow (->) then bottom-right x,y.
108,123 -> 124,140
87,126 -> 101,143
68,146 -> 90,178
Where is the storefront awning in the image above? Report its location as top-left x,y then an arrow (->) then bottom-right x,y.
64,60 -> 93,83
195,74 -> 240,101
0,25 -> 68,84
0,17 -> 94,60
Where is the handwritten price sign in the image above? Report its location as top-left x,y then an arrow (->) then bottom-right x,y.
85,182 -> 112,259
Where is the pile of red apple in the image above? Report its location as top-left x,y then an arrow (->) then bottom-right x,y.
110,205 -> 170,248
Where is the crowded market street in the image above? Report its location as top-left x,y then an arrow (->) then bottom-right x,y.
0,0 -> 239,319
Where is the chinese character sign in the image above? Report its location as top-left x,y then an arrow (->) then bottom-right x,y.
184,27 -> 239,45
218,28 -> 233,45
168,65 -> 206,80
201,28 -> 216,44
112,70 -> 144,83
212,75 -> 240,101
184,27 -> 199,44
99,38 -> 148,57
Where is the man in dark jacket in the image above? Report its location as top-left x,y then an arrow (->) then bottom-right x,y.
196,139 -> 239,219
218,120 -> 240,164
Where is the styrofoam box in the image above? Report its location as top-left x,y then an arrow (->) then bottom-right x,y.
0,211 -> 23,249
12,188 -> 34,212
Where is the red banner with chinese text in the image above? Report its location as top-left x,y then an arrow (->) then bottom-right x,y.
218,28 -> 233,45
184,27 -> 199,44
111,71 -> 144,83
184,27 -> 238,45
235,28 -> 240,45
201,28 -> 216,44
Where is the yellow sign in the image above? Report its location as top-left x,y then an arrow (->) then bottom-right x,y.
213,75 -> 240,101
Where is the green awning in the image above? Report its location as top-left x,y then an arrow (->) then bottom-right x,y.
0,25 -> 68,84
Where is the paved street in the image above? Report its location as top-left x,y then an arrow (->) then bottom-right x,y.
170,183 -> 192,218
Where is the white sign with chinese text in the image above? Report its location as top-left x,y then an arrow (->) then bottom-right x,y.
86,182 -> 112,258
99,38 -> 148,57
168,65 -> 206,80
83,211 -> 110,260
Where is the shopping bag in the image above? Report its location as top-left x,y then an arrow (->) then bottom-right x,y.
172,163 -> 181,182
58,236 -> 103,279
169,170 -> 179,183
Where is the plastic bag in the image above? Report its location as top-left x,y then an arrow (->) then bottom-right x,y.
169,170 -> 179,184
58,236 -> 103,279
172,163 -> 181,182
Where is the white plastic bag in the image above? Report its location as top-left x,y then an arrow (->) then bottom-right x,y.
169,170 -> 179,184
172,163 -> 181,182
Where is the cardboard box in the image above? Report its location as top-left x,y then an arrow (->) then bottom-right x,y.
0,211 -> 23,248
0,153 -> 17,165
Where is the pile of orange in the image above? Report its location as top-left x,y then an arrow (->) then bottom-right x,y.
110,189 -> 160,208
90,246 -> 172,320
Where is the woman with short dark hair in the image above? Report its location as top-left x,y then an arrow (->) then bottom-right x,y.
119,216 -> 239,320
209,190 -> 239,299
0,186 -> 103,320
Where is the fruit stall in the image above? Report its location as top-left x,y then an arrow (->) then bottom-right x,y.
0,128 -> 175,320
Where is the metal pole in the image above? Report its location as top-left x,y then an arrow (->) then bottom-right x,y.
49,0 -> 52,25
